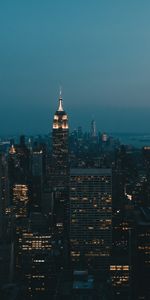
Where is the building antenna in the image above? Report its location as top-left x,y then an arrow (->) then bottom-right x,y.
59,85 -> 62,99
58,85 -> 63,111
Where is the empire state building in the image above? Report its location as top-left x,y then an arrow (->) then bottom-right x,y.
51,90 -> 69,234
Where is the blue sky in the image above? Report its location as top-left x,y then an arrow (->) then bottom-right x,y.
1,0 -> 150,134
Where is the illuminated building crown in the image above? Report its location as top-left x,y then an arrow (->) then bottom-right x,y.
53,90 -> 69,130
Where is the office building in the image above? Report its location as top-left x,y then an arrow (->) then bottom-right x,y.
135,207 -> 150,299
70,168 -> 112,271
16,208 -> 56,299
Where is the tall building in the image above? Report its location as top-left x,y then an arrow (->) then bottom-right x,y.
0,155 -> 2,238
0,154 -> 10,215
70,168 -> 112,271
51,91 -> 69,235
16,208 -> 57,299
8,136 -> 30,184
8,137 -> 31,213
134,207 -> 150,300
12,183 -> 29,218
110,217 -> 132,300
31,146 -> 43,206
90,119 -> 96,138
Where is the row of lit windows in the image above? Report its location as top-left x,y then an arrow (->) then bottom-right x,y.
22,246 -> 51,250
71,251 -> 80,257
71,221 -> 111,229
72,204 -> 112,215
22,235 -> 51,239
33,260 -> 45,263
110,265 -> 129,271
138,246 -> 150,250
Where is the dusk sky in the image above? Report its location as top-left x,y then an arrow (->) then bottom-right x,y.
1,0 -> 150,134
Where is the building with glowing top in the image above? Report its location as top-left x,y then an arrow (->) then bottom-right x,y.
51,91 -> 69,235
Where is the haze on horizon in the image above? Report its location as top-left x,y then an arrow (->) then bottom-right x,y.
1,0 -> 150,135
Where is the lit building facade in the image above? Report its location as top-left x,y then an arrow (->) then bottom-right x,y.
110,264 -> 130,298
12,184 -> 29,218
70,168 -> 112,270
16,210 -> 57,299
8,137 -> 31,217
111,217 -> 132,299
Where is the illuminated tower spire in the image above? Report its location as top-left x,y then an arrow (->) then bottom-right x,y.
58,87 -> 64,112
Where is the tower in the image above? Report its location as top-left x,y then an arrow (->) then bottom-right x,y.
51,90 -> 69,235
90,119 -> 96,138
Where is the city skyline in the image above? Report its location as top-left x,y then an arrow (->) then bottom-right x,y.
1,2 -> 150,299
1,1 -> 150,134
0,65 -> 150,299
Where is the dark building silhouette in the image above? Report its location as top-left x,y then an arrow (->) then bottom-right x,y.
134,207 -> 150,300
51,91 -> 69,235
31,144 -> 43,207
0,154 -> 10,216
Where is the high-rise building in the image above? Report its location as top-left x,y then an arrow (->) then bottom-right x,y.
32,149 -> 43,177
51,91 -> 69,234
0,155 -> 2,238
52,90 -> 69,187
12,183 -> 29,218
111,216 -> 132,300
16,208 -> 57,299
90,119 -> 96,138
0,154 -> 10,215
70,168 -> 112,271
31,146 -> 43,206
8,136 -> 30,184
134,207 -> 150,300
8,137 -> 31,214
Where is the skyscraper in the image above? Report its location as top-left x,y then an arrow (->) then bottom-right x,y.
16,208 -> 56,299
12,183 -> 29,218
135,207 -> 150,299
31,146 -> 43,206
70,168 -> 112,271
90,119 -> 96,138
51,91 -> 69,235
